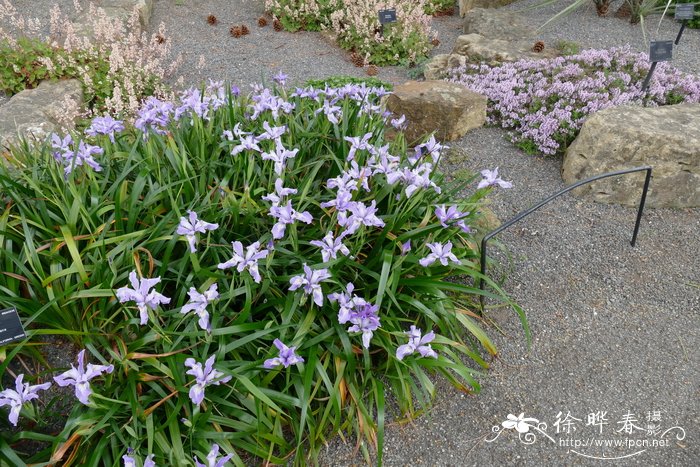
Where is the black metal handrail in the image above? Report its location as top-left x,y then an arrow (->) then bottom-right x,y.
478,166 -> 653,297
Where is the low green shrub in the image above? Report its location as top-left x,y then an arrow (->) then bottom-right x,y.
304,75 -> 393,90
0,81 -> 524,465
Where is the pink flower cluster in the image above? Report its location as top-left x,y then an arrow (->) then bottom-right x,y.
448,47 -> 700,155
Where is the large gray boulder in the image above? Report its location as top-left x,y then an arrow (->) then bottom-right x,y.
0,80 -> 84,150
423,8 -> 558,79
385,81 -> 487,143
462,7 -> 534,40
562,104 -> 700,208
459,0 -> 519,17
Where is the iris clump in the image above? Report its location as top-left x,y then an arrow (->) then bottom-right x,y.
0,79 -> 524,465
447,46 -> 700,155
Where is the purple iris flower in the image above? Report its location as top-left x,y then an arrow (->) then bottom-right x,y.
337,200 -> 385,235
315,99 -> 342,124
328,282 -> 367,325
175,88 -> 209,121
435,205 -> 471,233
261,141 -> 299,175
50,133 -> 73,158
184,355 -> 231,406
292,87 -> 321,99
400,240 -> 412,256
135,97 -> 173,138
0,374 -> 51,426
418,241 -> 461,267
263,339 -> 305,369
217,241 -> 269,283
390,114 -> 407,130
176,210 -> 219,253
250,88 -> 295,121
289,263 -> 332,306
123,453 -> 155,467
205,79 -> 227,110
347,303 -> 381,349
269,201 -> 313,239
368,146 -> 400,175
326,173 -> 358,193
56,141 -> 103,176
478,167 -> 513,189
411,135 -> 444,165
194,444 -> 234,467
273,71 -> 288,86
320,189 -> 354,212
347,161 -> 372,192
181,283 -> 219,333
257,121 -> 287,142
85,115 -> 125,143
310,231 -> 350,262
398,164 -> 442,198
262,178 -> 297,206
396,325 -> 438,360
53,349 -> 114,405
344,132 -> 373,161
231,135 -> 261,156
116,271 -> 171,325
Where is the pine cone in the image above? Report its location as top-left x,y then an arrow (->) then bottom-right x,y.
230,26 -> 242,38
241,24 -> 250,35
431,37 -> 440,47
207,14 -> 218,25
350,51 -> 364,67
155,33 -> 166,45
258,16 -> 268,27
273,19 -> 283,32
595,0 -> 611,17
532,41 -> 545,53
366,65 -> 379,77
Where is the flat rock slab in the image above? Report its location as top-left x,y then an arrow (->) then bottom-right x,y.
562,104 -> 700,208
463,7 -> 534,41
385,81 -> 487,143
0,79 -> 83,150
458,0 -> 519,17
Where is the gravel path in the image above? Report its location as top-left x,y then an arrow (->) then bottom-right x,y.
2,1 -> 699,465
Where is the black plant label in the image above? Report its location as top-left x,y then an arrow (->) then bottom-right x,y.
378,9 -> 397,24
0,307 -> 26,346
675,4 -> 695,21
649,41 -> 673,62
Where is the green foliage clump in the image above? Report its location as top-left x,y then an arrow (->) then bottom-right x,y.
304,75 -> 394,90
423,0 -> 457,15
554,39 -> 581,56
656,0 -> 700,27
0,83 -> 524,465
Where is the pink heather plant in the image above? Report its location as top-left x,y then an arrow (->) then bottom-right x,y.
330,0 -> 436,65
0,0 -> 180,118
447,47 -> 700,155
